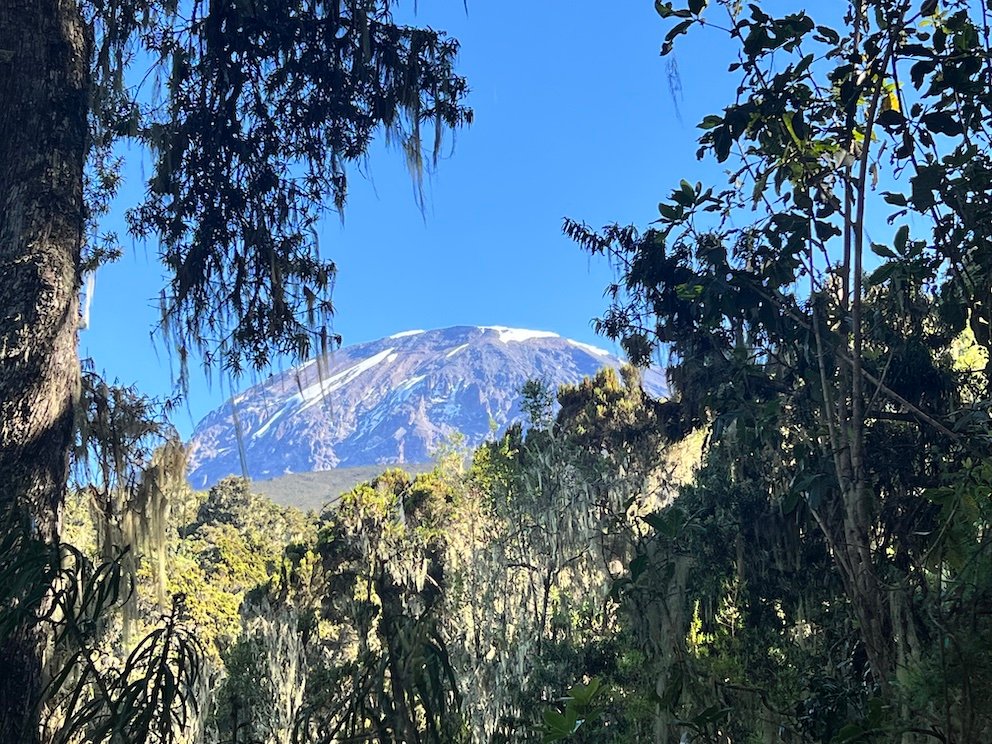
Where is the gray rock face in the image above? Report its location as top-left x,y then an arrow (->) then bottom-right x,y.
186,326 -> 667,488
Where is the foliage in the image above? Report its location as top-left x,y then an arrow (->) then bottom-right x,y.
18,3 -> 992,742
540,678 -> 609,743
0,506 -> 205,744
7,0 -> 472,738
568,0 -> 992,740
47,596 -> 205,744
0,373 -> 205,743
49,466 -> 315,741
290,467 -> 467,743
438,369 -> 675,742
192,369 -> 675,743
82,0 -> 472,376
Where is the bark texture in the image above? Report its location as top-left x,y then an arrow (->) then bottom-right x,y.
0,0 -> 88,740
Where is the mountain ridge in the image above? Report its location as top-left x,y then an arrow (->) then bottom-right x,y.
186,325 -> 666,488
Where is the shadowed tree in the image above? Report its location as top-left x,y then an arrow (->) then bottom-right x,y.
569,0 -> 992,738
0,1 -> 471,740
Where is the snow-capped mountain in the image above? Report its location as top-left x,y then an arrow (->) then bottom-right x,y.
186,325 -> 667,488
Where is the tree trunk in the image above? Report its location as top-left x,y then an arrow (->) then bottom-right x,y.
0,0 -> 88,740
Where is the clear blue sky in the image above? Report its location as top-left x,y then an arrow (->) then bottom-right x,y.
81,1 -> 739,438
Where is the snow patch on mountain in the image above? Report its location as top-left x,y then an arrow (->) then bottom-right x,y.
252,404 -> 292,440
394,374 -> 426,396
389,329 -> 425,339
568,340 -> 611,357
481,326 -> 560,343
296,348 -> 394,414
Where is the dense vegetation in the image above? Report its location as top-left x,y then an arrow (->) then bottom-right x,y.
52,368 -> 686,742
5,0 -> 992,742
0,0 -> 470,738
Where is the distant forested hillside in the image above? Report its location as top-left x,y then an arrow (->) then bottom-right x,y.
248,464 -> 435,512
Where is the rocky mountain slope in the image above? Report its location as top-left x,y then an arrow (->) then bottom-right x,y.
186,325 -> 666,488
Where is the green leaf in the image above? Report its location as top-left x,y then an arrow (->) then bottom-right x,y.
672,180 -> 696,207
713,126 -> 733,162
871,242 -> 898,260
832,723 -> 867,743
867,262 -> 899,286
793,189 -> 813,210
781,489 -> 801,514
910,59 -> 937,89
629,554 -> 649,579
643,512 -> 666,532
665,19 -> 694,42
654,0 -> 675,18
688,0 -> 707,15
922,111 -> 963,136
782,111 -> 802,145
568,678 -> 602,707
867,696 -> 884,727
698,114 -> 723,130
814,25 -> 840,45
748,3 -> 770,23
543,709 -> 571,734
692,705 -> 731,725
814,220 -> 840,240
910,168 -> 938,211
876,109 -> 905,130
894,225 -> 909,255
675,283 -> 704,300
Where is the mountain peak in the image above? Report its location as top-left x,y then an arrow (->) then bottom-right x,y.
186,325 -> 665,488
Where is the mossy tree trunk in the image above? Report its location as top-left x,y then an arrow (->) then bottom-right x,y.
0,0 -> 88,740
